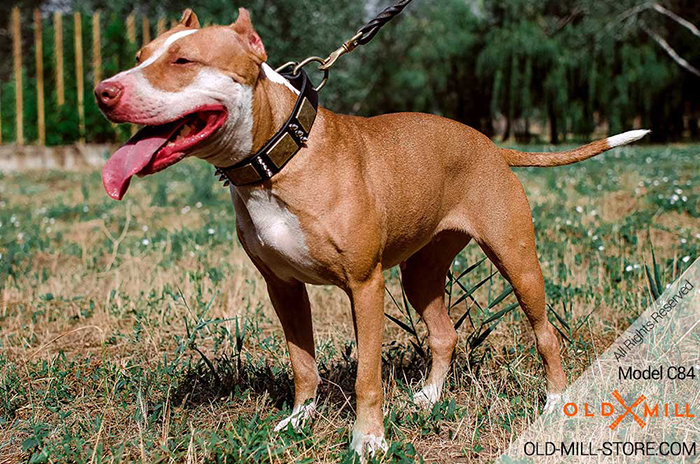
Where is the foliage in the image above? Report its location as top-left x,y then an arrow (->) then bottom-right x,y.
0,0 -> 699,145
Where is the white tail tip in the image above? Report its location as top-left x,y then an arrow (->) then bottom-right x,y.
607,129 -> 651,148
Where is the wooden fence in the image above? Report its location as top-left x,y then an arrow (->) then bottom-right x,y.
2,7 -> 176,146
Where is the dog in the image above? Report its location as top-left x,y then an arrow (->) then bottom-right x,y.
94,8 -> 649,457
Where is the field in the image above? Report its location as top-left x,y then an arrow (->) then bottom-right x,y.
0,144 -> 698,463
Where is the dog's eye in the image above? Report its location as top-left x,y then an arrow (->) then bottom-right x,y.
173,57 -> 193,65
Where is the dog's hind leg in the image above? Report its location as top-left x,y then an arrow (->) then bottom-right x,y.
469,173 -> 567,410
401,230 -> 470,408
263,276 -> 320,432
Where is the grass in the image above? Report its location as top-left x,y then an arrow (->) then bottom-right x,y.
0,144 -> 698,463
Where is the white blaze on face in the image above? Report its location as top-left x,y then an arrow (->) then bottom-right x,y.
104,28 -> 255,165
112,29 -> 199,77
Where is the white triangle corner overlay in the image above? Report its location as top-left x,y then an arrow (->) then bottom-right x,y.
497,257 -> 700,463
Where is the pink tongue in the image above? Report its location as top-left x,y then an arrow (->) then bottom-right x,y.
102,123 -> 182,200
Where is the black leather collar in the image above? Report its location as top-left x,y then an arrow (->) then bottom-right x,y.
215,69 -> 319,186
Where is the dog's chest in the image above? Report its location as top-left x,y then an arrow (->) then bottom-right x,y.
232,189 -> 323,282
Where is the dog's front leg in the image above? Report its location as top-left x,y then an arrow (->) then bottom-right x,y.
346,268 -> 388,458
264,277 -> 320,433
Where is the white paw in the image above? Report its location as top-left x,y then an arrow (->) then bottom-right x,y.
274,401 -> 316,432
412,383 -> 440,409
543,392 -> 568,414
350,431 -> 388,460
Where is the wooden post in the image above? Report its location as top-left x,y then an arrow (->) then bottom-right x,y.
142,16 -> 151,45
74,12 -> 85,143
0,86 -> 3,144
127,14 -> 137,136
34,9 -> 45,145
11,7 -> 23,146
92,11 -> 101,87
54,12 -> 64,106
127,14 -> 136,44
157,17 -> 166,36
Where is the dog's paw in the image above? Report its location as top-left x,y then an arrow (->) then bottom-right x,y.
543,392 -> 568,415
350,431 -> 388,461
274,401 -> 316,432
412,383 -> 440,409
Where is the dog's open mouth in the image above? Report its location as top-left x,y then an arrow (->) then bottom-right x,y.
102,106 -> 227,200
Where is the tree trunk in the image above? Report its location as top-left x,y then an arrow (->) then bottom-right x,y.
549,101 -> 559,145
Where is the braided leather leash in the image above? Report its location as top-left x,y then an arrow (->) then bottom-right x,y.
356,0 -> 414,45
282,0 -> 415,90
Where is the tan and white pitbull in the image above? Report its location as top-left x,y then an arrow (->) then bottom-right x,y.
94,8 -> 649,457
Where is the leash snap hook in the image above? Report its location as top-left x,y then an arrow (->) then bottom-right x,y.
319,32 -> 364,71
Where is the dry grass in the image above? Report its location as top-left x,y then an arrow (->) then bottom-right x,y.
0,144 -> 698,463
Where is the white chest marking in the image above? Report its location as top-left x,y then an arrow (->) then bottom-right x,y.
235,189 -> 316,280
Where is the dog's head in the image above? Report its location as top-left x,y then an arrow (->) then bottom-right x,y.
96,8 -> 268,200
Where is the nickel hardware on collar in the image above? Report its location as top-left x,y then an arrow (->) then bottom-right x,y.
215,68 -> 318,187
214,0 -> 413,187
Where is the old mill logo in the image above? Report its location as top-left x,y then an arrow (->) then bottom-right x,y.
563,390 -> 694,430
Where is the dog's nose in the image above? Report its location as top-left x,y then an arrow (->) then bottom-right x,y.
94,81 -> 123,110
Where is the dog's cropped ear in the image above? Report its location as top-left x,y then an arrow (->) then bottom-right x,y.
179,9 -> 200,28
232,8 -> 267,64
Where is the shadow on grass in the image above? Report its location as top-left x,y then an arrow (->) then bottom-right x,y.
170,342 -> 429,413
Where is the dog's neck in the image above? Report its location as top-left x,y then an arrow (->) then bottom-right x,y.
198,64 -> 301,171
250,65 -> 300,156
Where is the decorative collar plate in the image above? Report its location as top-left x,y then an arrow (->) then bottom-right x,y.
215,69 -> 319,187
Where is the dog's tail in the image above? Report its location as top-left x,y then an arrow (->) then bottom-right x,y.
500,129 -> 650,167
